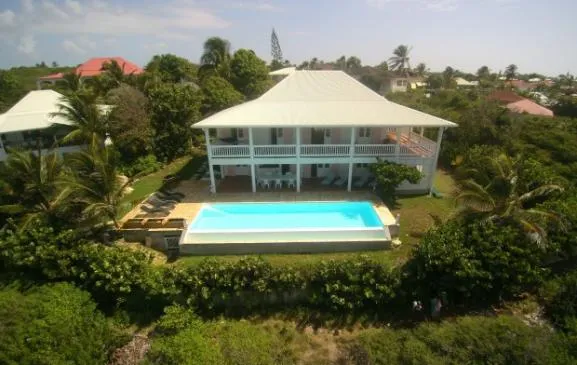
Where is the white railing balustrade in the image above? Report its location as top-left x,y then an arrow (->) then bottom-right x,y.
254,145 -> 296,157
211,145 -> 250,158
354,144 -> 395,156
300,144 -> 351,157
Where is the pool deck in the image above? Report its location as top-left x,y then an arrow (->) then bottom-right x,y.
123,179 -> 397,226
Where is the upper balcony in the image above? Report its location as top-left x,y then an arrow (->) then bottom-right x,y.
209,131 -> 436,160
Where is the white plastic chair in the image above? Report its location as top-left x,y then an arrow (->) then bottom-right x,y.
261,179 -> 270,189
275,179 -> 283,189
288,179 -> 296,189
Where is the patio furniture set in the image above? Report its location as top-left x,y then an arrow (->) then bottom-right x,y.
135,190 -> 185,218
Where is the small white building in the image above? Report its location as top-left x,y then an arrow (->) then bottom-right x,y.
0,90 -> 81,161
194,71 -> 457,194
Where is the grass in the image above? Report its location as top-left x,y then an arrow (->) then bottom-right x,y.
171,169 -> 456,270
118,152 -> 207,218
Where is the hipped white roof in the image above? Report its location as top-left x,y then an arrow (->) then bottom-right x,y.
0,90 -> 72,134
194,71 -> 457,128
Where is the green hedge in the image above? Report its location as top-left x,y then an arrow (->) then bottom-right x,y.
345,315 -> 575,365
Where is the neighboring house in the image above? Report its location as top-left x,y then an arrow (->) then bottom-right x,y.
505,79 -> 554,91
194,70 -> 456,194
488,90 -> 554,117
0,90 -> 110,161
37,57 -> 143,89
454,77 -> 479,88
381,76 -> 426,93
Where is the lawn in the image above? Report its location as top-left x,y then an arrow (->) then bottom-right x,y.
172,169 -> 456,269
118,152 -> 207,218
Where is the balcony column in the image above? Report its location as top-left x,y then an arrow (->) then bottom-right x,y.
429,127 -> 446,196
296,127 -> 301,192
0,136 -> 6,160
249,127 -> 256,193
347,127 -> 356,192
204,128 -> 216,193
394,128 -> 401,162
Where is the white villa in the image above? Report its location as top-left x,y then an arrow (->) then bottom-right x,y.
0,90 -> 83,161
194,71 -> 456,194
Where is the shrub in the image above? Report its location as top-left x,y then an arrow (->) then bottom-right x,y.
0,283 -> 124,365
405,220 -> 546,306
346,315 -> 574,365
370,159 -> 422,204
121,154 -> 162,177
541,270 -> 577,332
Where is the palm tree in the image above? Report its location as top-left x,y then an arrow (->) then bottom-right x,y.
0,150 -> 67,229
61,72 -> 83,93
51,92 -> 110,146
335,55 -> 346,70
388,45 -> 412,77
309,57 -> 319,70
504,64 -> 518,80
199,37 -> 231,79
64,144 -> 135,229
454,154 -> 564,246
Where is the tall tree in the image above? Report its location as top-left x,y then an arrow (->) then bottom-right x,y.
309,57 -> 319,70
454,154 -> 564,246
415,63 -> 428,77
199,37 -> 232,79
61,72 -> 83,94
388,45 -> 412,77
335,55 -> 346,70
148,84 -> 202,162
230,49 -> 271,99
107,85 -> 153,162
345,56 -> 362,71
145,54 -> 197,84
270,28 -> 283,64
52,93 -> 110,146
442,66 -> 456,88
477,65 -> 490,80
505,64 -> 518,80
200,76 -> 244,115
0,71 -> 23,112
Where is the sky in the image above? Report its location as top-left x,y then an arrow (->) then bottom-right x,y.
0,0 -> 576,76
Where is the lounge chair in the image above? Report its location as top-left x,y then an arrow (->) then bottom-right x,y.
321,172 -> 336,185
146,194 -> 178,206
353,174 -> 370,188
140,205 -> 172,215
156,191 -> 183,201
333,176 -> 348,187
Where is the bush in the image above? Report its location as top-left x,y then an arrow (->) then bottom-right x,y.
346,315 -> 574,365
0,283 -> 124,365
405,220 -> 546,306
541,270 -> 577,332
146,305 -> 295,365
370,159 -> 422,204
121,154 -> 162,177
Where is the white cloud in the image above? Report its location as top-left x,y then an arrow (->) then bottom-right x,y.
425,0 -> 459,11
62,39 -> 86,54
229,1 -> 283,11
42,0 -> 70,19
0,10 -> 15,26
21,0 -> 34,13
17,35 -> 36,54
366,0 -> 460,11
65,0 -> 82,15
144,42 -> 168,50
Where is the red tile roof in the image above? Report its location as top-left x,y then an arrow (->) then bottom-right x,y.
488,90 -> 525,103
506,99 -> 554,117
39,57 -> 143,80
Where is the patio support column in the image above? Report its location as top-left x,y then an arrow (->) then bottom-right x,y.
249,128 -> 256,193
429,127 -> 445,196
347,127 -> 356,192
296,127 -> 301,192
420,127 -> 425,137
204,128 -> 216,193
394,128 -> 401,162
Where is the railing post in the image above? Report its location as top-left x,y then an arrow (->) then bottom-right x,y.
348,127 -> 356,192
204,128 -> 216,193
395,128 -> 400,162
428,127 -> 446,196
296,127 -> 301,192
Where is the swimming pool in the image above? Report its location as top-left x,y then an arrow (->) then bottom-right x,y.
180,201 -> 392,254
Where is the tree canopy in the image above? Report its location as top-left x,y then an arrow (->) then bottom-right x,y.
230,49 -> 271,99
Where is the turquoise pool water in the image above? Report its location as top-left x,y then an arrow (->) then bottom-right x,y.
189,201 -> 382,231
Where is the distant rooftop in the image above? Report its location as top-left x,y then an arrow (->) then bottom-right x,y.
38,57 -> 143,81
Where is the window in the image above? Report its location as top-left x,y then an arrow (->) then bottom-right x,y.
359,128 -> 372,138
237,128 -> 245,138
324,129 -> 331,137
317,164 -> 330,168
276,128 -> 284,137
356,163 -> 369,168
396,79 -> 408,87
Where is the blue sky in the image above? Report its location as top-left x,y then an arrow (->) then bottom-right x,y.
0,0 -> 575,75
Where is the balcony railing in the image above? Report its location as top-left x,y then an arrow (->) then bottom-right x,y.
354,144 -> 395,156
254,145 -> 296,157
212,145 -> 250,158
300,144 -> 351,157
